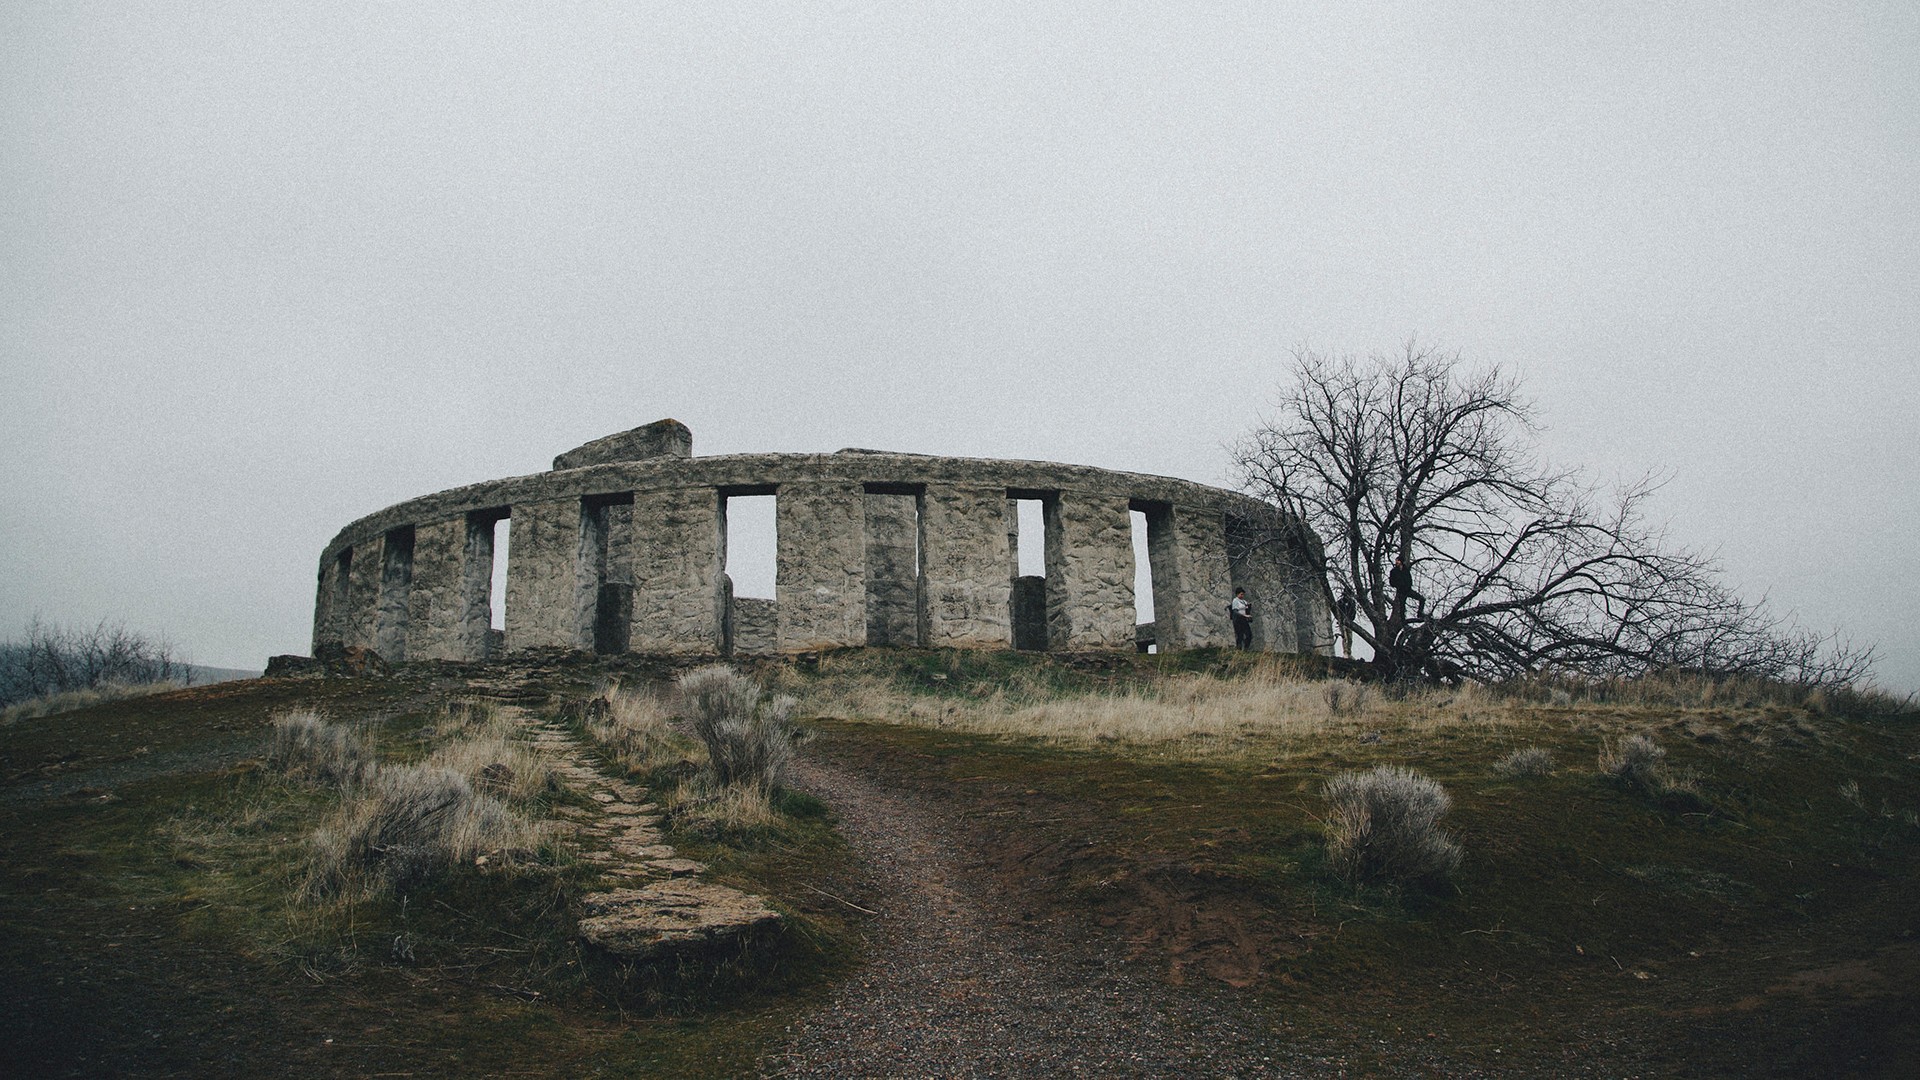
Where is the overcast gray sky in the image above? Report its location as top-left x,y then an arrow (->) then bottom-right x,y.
4,2 -> 1916,689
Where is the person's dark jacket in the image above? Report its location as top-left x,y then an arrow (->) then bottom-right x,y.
1389,562 -> 1413,593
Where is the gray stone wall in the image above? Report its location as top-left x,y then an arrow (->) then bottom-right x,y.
628,486 -> 723,654
1169,506 -> 1234,649
730,596 -> 778,655
920,485 -> 1013,648
342,534 -> 385,650
505,498 -> 582,651
776,482 -> 867,651
312,423 -> 1329,662
405,518 -> 465,661
1045,493 -> 1136,649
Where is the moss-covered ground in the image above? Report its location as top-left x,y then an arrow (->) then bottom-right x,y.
3,652 -> 1916,1076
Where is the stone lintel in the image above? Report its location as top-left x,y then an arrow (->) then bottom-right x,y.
552,419 -> 693,471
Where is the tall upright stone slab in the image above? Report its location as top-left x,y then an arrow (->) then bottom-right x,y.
920,485 -> 1013,648
405,518 -> 468,660
777,482 -> 866,651
1045,493 -> 1136,649
1227,515 -> 1299,651
629,487 -> 724,654
1169,505 -> 1234,649
312,549 -> 352,649
342,534 -> 385,650
863,492 -> 921,646
505,498 -> 581,651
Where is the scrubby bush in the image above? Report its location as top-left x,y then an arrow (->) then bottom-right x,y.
1322,765 -> 1463,887
267,710 -> 378,788
0,617 -> 189,708
1495,746 -> 1555,777
676,667 -> 796,791
305,764 -> 527,898
1598,733 -> 1667,791
1598,733 -> 1707,809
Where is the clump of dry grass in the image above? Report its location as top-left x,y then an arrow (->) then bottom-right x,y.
425,700 -> 556,806
0,679 -> 186,724
266,709 -> 378,788
304,764 -> 540,899
1322,765 -> 1463,887
1598,733 -> 1706,808
1495,746 -> 1555,777
582,686 -> 687,775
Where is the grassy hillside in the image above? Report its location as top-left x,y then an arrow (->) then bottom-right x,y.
3,650 -> 1915,1076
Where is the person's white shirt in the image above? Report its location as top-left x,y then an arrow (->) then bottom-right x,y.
1231,595 -> 1250,617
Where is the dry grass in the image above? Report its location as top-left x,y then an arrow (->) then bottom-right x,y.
0,679 -> 185,724
426,700 -> 558,805
304,763 -> 543,899
584,683 -> 695,775
266,709 -> 378,788
785,660 -> 1535,760
1495,746 -> 1556,777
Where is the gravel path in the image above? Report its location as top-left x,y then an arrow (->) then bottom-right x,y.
760,753 -> 1330,1079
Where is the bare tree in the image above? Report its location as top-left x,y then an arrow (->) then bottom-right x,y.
1233,342 -> 1872,685
0,617 -> 192,707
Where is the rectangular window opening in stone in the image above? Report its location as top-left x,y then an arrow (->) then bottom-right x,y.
721,489 -> 777,655
489,514 -> 511,635
581,493 -> 634,656
375,525 -> 414,662
1007,492 -> 1055,651
1129,507 -> 1156,654
459,509 -> 507,659
863,483 -> 925,647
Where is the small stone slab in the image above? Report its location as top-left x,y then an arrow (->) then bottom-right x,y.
578,881 -> 781,960
645,857 -> 707,877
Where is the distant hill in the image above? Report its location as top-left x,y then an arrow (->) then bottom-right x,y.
185,664 -> 260,685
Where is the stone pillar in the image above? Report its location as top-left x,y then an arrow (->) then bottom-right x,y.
505,498 -> 582,651
920,485 -> 1013,648
403,520 -> 467,661
779,480 -> 871,645
460,513 -> 503,659
312,549 -> 351,650
628,487 -> 724,654
864,492 -> 921,646
342,535 -> 385,650
374,527 -> 414,662
777,482 -> 867,651
1227,515 -> 1296,652
1168,506 -> 1234,649
1045,492 -> 1136,650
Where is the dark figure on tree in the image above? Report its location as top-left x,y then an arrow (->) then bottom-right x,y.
1390,556 -> 1425,621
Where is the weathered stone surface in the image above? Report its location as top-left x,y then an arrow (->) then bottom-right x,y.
577,881 -> 782,960
264,654 -> 322,677
552,418 -> 692,471
729,595 -> 777,655
313,421 -> 1329,660
505,498 -> 582,651
341,533 -> 385,650
374,527 -> 413,662
1170,505 -> 1234,649
405,518 -> 467,661
776,482 -> 866,651
629,486 -> 722,654
920,485 -> 1013,648
1046,493 -> 1136,649
863,492 -> 921,646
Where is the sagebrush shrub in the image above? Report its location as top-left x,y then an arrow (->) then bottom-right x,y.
1598,733 -> 1666,791
1322,765 -> 1463,887
676,666 -> 796,791
267,710 -> 377,789
1496,746 -> 1555,777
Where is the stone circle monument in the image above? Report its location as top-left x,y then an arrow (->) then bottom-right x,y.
311,420 -> 1329,661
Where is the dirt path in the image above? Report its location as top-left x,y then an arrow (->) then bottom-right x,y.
760,752 -> 1326,1079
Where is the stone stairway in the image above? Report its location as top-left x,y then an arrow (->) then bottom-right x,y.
495,702 -> 782,960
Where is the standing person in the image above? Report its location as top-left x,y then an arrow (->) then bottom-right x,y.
1335,585 -> 1357,658
1229,588 -> 1254,650
1389,556 -> 1426,620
